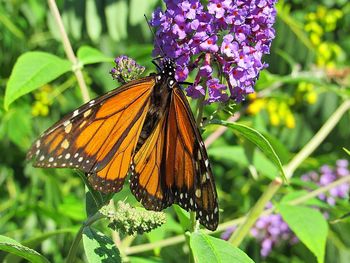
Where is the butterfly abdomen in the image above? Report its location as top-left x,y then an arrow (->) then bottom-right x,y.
135,78 -> 171,153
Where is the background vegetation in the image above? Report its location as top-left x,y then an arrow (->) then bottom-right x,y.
0,0 -> 349,262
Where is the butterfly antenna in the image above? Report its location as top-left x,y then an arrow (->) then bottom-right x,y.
144,14 -> 166,59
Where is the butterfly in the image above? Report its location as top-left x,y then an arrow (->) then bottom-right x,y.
27,58 -> 219,230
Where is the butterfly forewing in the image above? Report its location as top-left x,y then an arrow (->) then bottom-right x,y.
28,77 -> 156,193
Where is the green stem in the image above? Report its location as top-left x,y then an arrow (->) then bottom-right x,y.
284,99 -> 350,179
228,178 -> 283,245
66,213 -> 104,263
229,99 -> 350,247
47,0 -> 90,103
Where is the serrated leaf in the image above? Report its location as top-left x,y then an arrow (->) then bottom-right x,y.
0,235 -> 50,263
278,204 -> 328,263
210,120 -> 286,182
4,52 -> 71,110
190,232 -> 255,263
77,46 -> 113,65
83,227 -> 121,263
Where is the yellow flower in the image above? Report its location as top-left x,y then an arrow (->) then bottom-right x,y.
270,112 -> 280,126
285,113 -> 296,129
306,91 -> 317,104
247,99 -> 266,115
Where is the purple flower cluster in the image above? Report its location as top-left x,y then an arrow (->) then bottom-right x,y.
221,202 -> 297,257
301,159 -> 350,205
151,0 -> 277,103
110,55 -> 145,83
250,209 -> 298,257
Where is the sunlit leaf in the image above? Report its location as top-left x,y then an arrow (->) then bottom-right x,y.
278,204 -> 328,263
4,52 -> 71,110
0,235 -> 50,263
190,232 -> 255,263
77,46 -> 113,65
210,120 -> 287,182
83,227 -> 121,263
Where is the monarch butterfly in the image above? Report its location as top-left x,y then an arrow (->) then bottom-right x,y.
27,58 -> 219,231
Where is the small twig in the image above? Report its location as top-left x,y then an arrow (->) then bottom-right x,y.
47,0 -> 90,103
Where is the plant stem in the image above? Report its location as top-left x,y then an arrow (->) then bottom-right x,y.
47,0 -> 90,103
228,177 -> 283,245
284,99 -> 350,179
124,174 -> 350,255
228,99 -> 350,247
66,213 -> 104,263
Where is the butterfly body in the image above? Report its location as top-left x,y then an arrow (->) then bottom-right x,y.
28,58 -> 219,230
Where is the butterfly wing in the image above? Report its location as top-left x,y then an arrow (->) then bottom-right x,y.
130,84 -> 219,230
166,86 -> 219,230
27,77 -> 156,193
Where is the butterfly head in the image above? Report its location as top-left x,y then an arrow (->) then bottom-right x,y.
158,58 -> 177,88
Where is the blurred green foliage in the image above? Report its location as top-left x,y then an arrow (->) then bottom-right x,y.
0,0 -> 350,262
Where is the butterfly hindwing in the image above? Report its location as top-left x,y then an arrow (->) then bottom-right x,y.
27,77 -> 156,193
167,87 -> 218,231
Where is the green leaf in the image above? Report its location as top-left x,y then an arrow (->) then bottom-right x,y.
210,120 -> 287,182
4,51 -> 71,110
105,0 -> 127,42
129,0 -> 158,26
280,190 -> 328,208
77,46 -> 113,65
4,229 -> 76,263
85,0 -> 102,42
173,205 -> 191,231
190,232 -> 255,263
83,227 -> 121,263
278,204 -> 328,263
6,106 -> 33,149
129,257 -> 163,263
0,235 -> 50,263
208,146 -> 277,179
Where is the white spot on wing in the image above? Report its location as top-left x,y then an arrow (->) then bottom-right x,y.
73,110 -> 79,117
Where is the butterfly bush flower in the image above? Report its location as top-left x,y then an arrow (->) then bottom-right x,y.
110,55 -> 145,83
301,159 -> 350,205
151,0 -> 277,103
221,202 -> 297,257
